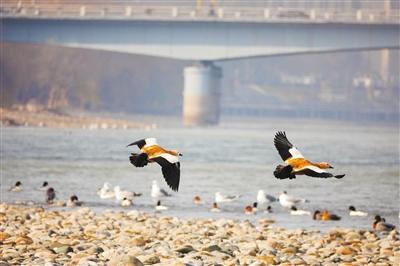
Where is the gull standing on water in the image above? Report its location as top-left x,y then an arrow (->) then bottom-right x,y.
215,192 -> 241,203
128,138 -> 182,191
273,131 -> 345,179
97,182 -> 115,199
278,191 -> 307,209
257,190 -> 277,206
151,180 -> 171,199
114,186 -> 135,202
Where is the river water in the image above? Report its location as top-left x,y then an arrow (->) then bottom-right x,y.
1,117 -> 399,230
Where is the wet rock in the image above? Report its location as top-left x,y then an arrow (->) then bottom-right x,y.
176,245 -> 196,254
202,244 -> 222,252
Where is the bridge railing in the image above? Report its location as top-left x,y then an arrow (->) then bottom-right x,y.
1,0 -> 399,24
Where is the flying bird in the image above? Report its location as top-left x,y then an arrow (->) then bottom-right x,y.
127,138 -> 181,191
273,131 -> 345,179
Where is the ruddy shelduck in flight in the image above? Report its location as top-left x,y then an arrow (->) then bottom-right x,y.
273,131 -> 345,179
127,138 -> 181,191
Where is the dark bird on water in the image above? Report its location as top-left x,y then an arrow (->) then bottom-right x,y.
273,131 -> 345,180
46,187 -> 56,204
127,138 -> 182,192
373,215 -> 396,232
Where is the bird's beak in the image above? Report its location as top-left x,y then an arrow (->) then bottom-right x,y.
126,142 -> 135,147
179,153 -> 183,156
329,166 -> 334,169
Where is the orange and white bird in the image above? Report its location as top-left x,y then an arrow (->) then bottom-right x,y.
127,138 -> 181,191
273,131 -> 345,180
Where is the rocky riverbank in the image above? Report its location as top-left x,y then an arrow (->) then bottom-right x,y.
0,108 -> 151,129
0,204 -> 398,266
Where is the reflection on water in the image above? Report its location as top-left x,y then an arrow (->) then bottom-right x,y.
1,117 -> 399,230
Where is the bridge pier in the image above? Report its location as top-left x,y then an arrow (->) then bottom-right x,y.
183,61 -> 222,126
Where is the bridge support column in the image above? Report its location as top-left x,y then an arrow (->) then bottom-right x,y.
183,61 -> 222,126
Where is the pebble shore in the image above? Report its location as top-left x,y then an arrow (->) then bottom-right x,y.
0,204 -> 398,266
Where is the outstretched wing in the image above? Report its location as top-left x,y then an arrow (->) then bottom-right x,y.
127,138 -> 158,149
150,155 -> 180,192
129,153 -> 148,167
296,165 -> 334,178
274,131 -> 304,161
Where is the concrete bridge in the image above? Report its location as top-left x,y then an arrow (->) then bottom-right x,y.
1,0 -> 399,125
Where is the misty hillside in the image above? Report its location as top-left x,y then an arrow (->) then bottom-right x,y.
1,43 -> 398,120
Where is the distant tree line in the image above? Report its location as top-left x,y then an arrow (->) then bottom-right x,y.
0,43 -> 185,114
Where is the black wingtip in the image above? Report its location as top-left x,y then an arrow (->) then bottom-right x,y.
335,174 -> 345,179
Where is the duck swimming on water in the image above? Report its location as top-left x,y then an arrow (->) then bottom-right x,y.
273,131 -> 345,180
313,210 -> 341,221
349,205 -> 368,216
373,215 -> 396,232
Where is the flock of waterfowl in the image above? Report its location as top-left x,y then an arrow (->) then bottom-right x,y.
6,131 -> 397,233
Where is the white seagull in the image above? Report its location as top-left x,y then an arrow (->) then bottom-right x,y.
114,186 -> 135,202
97,182 -> 115,199
257,190 -> 277,205
215,192 -> 241,203
278,191 -> 308,209
151,180 -> 171,198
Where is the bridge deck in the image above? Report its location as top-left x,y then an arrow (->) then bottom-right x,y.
1,0 -> 399,24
